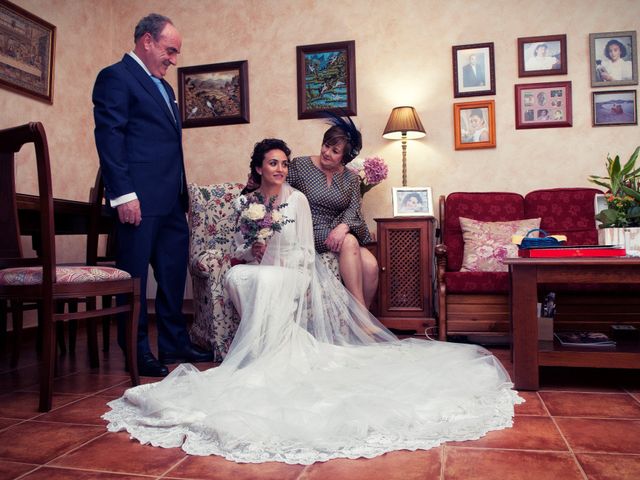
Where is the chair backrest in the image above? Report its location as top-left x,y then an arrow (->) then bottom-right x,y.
86,168 -> 117,265
187,182 -> 244,267
441,192 -> 526,272
0,123 -> 55,281
524,188 -> 602,245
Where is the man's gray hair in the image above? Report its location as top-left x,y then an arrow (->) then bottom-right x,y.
134,13 -> 173,43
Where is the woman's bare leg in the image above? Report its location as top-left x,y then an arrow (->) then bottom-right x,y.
338,234 -> 366,306
360,247 -> 379,308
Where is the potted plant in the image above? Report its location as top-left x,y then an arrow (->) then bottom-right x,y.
588,146 -> 640,249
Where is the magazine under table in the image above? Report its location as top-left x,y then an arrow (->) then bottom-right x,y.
504,257 -> 640,390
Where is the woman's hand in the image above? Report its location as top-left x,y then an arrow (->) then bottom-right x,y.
251,241 -> 267,263
325,223 -> 349,252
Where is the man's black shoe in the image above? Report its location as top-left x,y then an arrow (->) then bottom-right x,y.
159,344 -> 214,364
136,352 -> 169,377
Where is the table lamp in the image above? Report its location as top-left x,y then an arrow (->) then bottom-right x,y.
382,106 -> 426,186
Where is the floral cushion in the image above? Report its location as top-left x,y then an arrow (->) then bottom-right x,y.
0,266 -> 130,285
459,217 -> 541,272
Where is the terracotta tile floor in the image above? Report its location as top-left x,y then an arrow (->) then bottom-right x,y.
1,327 -> 639,480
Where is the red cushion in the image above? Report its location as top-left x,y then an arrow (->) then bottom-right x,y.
524,188 -> 602,245
0,266 -> 131,286
444,271 -> 510,294
442,192 -> 525,271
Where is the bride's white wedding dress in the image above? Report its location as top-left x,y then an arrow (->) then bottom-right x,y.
104,184 -> 523,465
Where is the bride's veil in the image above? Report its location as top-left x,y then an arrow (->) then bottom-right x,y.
220,182 -> 399,372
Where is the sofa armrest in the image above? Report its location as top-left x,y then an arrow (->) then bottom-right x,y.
189,248 -> 227,278
434,243 -> 448,341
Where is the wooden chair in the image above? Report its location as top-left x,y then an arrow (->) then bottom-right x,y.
0,122 -> 140,411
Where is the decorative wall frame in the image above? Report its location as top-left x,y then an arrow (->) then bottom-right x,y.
392,187 -> 434,217
592,90 -> 637,126
514,81 -> 572,129
589,31 -> 638,87
453,100 -> 496,150
296,40 -> 357,119
0,0 -> 56,103
177,60 -> 250,128
517,34 -> 567,77
452,42 -> 495,98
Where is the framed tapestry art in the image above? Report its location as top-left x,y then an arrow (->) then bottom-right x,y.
392,187 -> 434,217
517,34 -> 567,77
589,31 -> 638,87
592,90 -> 637,126
514,81 -> 572,129
452,42 -> 495,98
296,40 -> 357,119
453,100 -> 496,150
177,60 -> 250,128
0,0 -> 56,103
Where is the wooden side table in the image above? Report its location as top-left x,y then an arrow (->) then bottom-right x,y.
375,217 -> 436,332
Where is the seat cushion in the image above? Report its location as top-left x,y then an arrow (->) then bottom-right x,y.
0,266 -> 131,286
444,271 -> 510,294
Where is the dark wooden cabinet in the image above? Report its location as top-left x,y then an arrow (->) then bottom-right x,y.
375,217 -> 436,332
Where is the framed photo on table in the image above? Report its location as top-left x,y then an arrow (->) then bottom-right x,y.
514,81 -> 572,129
517,34 -> 567,77
589,31 -> 637,87
0,0 -> 56,103
452,42 -> 495,97
296,40 -> 357,119
453,100 -> 496,150
592,90 -> 637,126
392,187 -> 434,217
177,60 -> 250,128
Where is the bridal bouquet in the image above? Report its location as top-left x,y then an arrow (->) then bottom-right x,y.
234,193 -> 294,249
350,156 -> 389,197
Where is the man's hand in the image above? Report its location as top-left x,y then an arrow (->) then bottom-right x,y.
117,199 -> 142,226
325,223 -> 349,252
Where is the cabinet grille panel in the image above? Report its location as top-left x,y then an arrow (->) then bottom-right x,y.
389,229 -> 422,309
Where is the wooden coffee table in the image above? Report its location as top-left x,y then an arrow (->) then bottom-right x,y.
503,257 -> 640,390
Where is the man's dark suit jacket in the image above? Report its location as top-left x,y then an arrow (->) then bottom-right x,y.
93,54 -> 188,216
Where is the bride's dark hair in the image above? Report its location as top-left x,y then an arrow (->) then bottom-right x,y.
242,138 -> 291,194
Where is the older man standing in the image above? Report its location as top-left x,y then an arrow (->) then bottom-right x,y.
93,13 -> 212,376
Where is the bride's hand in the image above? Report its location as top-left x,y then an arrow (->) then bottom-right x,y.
251,241 -> 267,262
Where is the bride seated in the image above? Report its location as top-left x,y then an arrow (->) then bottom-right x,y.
103,138 -> 523,465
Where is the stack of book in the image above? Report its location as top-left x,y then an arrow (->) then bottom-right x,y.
554,331 -> 616,347
518,244 -> 626,258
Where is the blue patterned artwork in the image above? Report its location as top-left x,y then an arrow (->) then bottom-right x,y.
303,49 -> 348,110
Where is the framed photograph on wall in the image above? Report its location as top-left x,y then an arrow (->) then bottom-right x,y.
392,187 -> 434,217
514,81 -> 572,129
296,40 -> 357,119
452,42 -> 495,98
517,34 -> 567,77
592,90 -> 637,126
589,31 -> 638,87
453,100 -> 496,150
177,60 -> 250,128
0,0 -> 56,103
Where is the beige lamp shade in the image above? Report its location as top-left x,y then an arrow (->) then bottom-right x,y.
382,106 -> 426,140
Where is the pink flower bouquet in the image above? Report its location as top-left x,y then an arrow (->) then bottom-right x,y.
234,193 -> 293,248
350,156 -> 389,197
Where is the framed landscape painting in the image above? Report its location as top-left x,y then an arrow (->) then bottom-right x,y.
517,34 -> 567,77
177,60 -> 250,128
592,90 -> 637,126
0,0 -> 56,103
453,100 -> 496,150
589,31 -> 637,87
296,40 -> 357,119
514,81 -> 572,129
452,42 -> 495,98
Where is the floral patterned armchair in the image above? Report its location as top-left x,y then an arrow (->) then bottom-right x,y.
187,183 -> 340,361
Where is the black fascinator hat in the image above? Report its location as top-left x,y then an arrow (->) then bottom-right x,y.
319,110 -> 362,164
